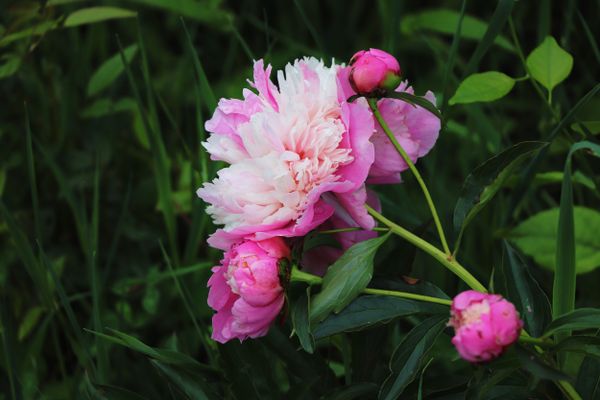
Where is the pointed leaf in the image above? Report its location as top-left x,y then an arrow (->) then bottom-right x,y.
543,309 -> 600,337
449,71 -> 515,105
87,45 -> 138,97
526,36 -> 573,92
310,233 -> 390,322
64,7 -> 137,27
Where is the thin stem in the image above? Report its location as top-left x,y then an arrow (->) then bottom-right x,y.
290,268 -> 452,306
367,98 -> 451,255
366,205 -> 487,293
518,334 -> 553,348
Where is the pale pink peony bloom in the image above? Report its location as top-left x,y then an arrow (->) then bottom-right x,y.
198,58 -> 375,243
449,290 -> 523,363
349,48 -> 401,94
207,237 -> 290,343
368,82 -> 440,184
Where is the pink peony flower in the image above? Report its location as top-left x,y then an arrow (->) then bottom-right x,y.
349,48 -> 402,94
207,237 -> 290,343
198,58 -> 376,244
449,290 -> 523,363
368,82 -> 440,184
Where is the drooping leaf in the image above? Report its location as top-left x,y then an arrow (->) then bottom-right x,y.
87,45 -> 138,97
310,233 -> 390,322
379,315 -> 447,400
543,309 -> 600,337
453,141 -> 546,252
501,241 -> 551,337
576,357 -> 600,400
526,36 -> 574,93
507,207 -> 600,274
291,289 -> 315,353
552,336 -> 600,360
64,7 -> 137,27
313,295 -> 446,339
449,72 -> 515,105
515,346 -> 571,381
151,360 -> 214,400
400,9 -> 514,51
382,91 -> 442,120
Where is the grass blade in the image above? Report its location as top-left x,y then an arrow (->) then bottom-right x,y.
463,0 -> 515,77
441,0 -> 467,116
24,104 -> 41,242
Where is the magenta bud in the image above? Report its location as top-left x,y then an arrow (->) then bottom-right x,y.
349,48 -> 402,94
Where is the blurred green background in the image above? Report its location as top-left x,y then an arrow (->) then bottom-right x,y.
1,0 -> 599,398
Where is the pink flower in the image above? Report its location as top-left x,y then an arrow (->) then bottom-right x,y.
207,237 -> 290,343
198,58 -> 375,243
349,48 -> 402,94
368,82 -> 440,184
449,290 -> 523,363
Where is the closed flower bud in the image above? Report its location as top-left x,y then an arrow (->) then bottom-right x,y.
449,290 -> 523,362
207,237 -> 290,343
349,48 -> 402,94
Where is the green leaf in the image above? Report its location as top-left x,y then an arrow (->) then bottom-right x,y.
382,91 -> 442,120
64,7 -> 137,27
123,0 -> 233,29
18,307 -> 44,341
507,207 -> 600,275
322,383 -> 378,400
554,141 -> 600,325
89,384 -> 150,400
0,54 -> 21,79
87,45 -> 138,97
310,233 -> 390,322
576,357 -> 600,399
379,315 -> 447,400
543,309 -> 600,337
449,72 -> 515,105
400,9 -> 514,51
515,346 -> 571,381
571,121 -> 600,136
313,295 -> 446,339
526,36 -> 574,93
501,241 -> 551,337
291,289 -> 315,353
453,141 -> 546,252
151,360 -> 211,400
552,336 -> 600,360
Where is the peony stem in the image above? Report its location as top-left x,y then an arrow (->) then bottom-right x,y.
518,334 -> 553,348
367,98 -> 451,256
366,205 -> 487,293
290,267 -> 452,306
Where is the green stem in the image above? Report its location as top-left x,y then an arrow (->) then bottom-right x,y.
366,204 -> 487,293
290,268 -> 452,306
367,98 -> 451,255
318,227 -> 390,234
518,334 -> 553,348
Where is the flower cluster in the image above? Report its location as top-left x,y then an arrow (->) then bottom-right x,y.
198,51 -> 440,343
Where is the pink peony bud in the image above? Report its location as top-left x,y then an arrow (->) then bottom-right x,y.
207,237 -> 290,343
449,290 -> 523,363
349,48 -> 402,94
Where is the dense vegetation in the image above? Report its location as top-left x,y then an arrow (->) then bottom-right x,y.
1,1 -> 599,399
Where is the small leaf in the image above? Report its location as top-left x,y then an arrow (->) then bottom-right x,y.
0,54 -> 21,79
18,307 -> 44,341
507,207 -> 600,274
379,315 -> 447,400
87,45 -> 138,97
501,242 -> 551,337
449,71 -> 515,105
64,7 -> 137,27
313,295 -> 446,339
571,121 -> 600,136
291,289 -> 315,353
526,36 -> 574,93
453,141 -> 546,251
543,309 -> 600,337
310,233 -> 390,322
